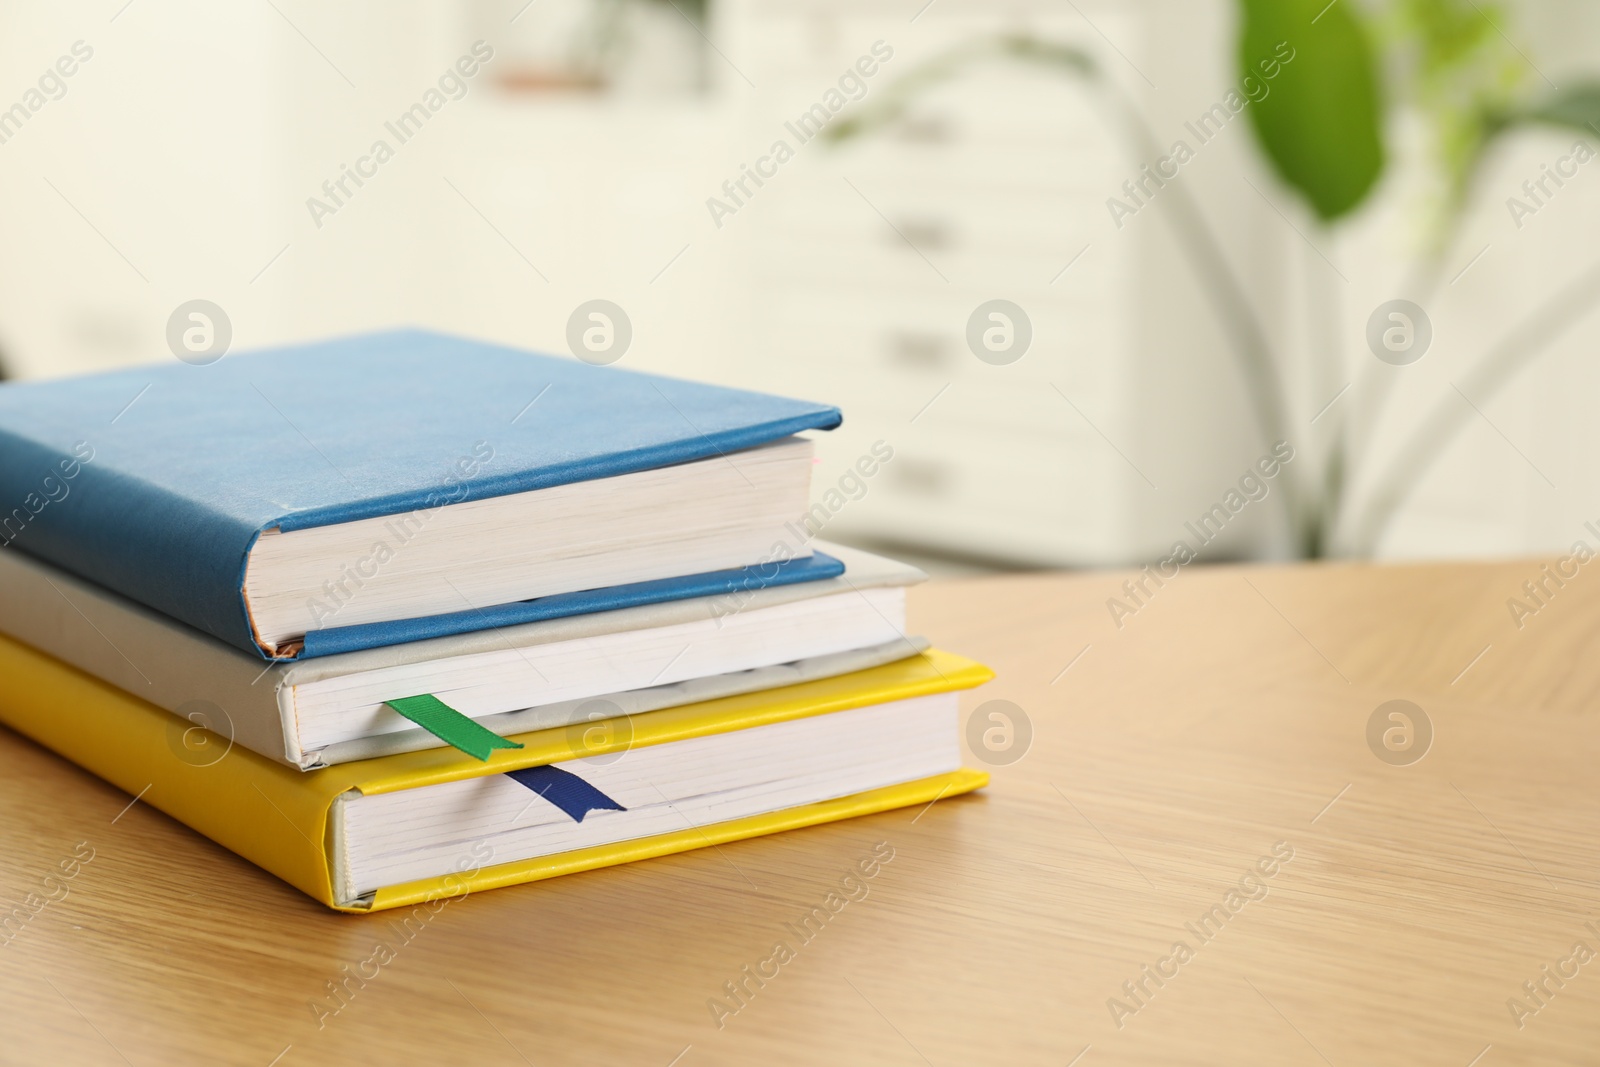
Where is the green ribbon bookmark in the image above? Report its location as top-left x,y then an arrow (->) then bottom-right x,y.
384,694 -> 524,762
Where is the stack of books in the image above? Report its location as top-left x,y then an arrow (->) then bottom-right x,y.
0,330 -> 992,912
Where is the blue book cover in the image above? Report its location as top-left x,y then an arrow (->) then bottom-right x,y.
0,329 -> 841,659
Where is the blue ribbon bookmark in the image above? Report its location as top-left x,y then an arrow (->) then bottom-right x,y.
506,765 -> 627,823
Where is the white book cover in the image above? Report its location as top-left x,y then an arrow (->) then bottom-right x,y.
0,541 -> 927,768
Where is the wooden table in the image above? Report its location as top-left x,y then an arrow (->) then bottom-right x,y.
3,559 -> 1598,1066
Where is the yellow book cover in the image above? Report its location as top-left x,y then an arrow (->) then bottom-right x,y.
0,633 -> 991,912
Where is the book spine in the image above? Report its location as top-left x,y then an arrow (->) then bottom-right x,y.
0,423 -> 265,656
0,546 -> 292,762
0,632 -> 339,906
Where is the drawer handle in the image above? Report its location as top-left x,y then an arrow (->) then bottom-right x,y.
896,114 -> 954,143
888,458 -> 953,497
886,332 -> 951,369
891,218 -> 952,250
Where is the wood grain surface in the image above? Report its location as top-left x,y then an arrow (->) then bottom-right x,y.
2,558 -> 1598,1065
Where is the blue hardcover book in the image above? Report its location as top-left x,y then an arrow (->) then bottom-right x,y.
0,329 -> 841,660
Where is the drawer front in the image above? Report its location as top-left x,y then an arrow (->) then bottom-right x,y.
802,412 -> 1121,562
760,285 -> 1120,392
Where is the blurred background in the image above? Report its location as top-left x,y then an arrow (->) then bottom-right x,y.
2,0 -> 1598,575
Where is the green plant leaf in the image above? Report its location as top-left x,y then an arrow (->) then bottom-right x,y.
1238,0 -> 1385,221
1514,82 -> 1600,135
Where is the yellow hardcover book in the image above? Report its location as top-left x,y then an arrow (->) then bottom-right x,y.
0,633 -> 991,912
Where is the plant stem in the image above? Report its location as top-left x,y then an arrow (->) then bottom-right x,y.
1304,247 -> 1346,558
1346,254 -> 1600,554
1331,123 -> 1500,553
1338,146 -> 1473,489
1322,249 -> 1448,555
1094,90 -> 1304,546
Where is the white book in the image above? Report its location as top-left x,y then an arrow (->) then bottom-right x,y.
246,437 -> 817,652
336,691 -> 960,903
0,541 -> 928,768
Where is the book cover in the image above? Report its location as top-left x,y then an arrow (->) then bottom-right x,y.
0,539 -> 927,767
0,633 -> 989,912
0,329 -> 841,658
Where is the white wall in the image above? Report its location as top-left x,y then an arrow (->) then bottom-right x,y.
2,0 -> 1597,566
0,1 -> 282,375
